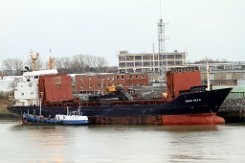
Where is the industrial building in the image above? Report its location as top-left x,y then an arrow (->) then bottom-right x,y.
74,73 -> 149,95
187,62 -> 245,86
118,50 -> 186,73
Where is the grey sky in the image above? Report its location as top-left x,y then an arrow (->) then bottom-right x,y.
0,0 -> 244,66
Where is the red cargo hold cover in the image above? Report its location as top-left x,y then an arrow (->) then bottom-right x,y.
39,74 -> 74,103
167,67 -> 201,99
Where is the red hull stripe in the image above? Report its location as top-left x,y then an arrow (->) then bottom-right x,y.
162,113 -> 225,125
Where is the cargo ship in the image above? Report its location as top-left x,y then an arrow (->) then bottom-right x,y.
8,67 -> 231,125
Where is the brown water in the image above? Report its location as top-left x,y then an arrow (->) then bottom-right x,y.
0,120 -> 245,163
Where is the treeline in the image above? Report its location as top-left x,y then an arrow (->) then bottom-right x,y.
193,58 -> 228,64
55,54 -> 108,74
1,54 -> 110,75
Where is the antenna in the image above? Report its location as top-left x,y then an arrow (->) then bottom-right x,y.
158,0 -> 167,71
160,0 -> 162,18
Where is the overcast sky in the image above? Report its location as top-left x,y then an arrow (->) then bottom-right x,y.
0,0 -> 244,66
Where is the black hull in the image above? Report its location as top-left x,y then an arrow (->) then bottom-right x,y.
8,88 -> 231,124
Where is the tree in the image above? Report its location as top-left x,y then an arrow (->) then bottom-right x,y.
55,57 -> 73,74
55,54 -> 108,73
2,58 -> 24,75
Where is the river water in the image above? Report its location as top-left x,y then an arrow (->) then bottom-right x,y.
0,120 -> 245,163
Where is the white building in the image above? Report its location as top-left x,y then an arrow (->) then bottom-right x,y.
118,50 -> 186,73
0,76 -> 16,92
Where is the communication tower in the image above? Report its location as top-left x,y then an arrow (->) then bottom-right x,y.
158,0 -> 167,71
158,18 -> 166,54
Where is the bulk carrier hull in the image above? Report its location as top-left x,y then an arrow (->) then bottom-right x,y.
8,87 -> 231,125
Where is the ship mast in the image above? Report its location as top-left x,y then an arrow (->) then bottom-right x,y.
206,57 -> 210,91
47,49 -> 55,69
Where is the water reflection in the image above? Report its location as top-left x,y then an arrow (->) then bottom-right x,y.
161,125 -> 218,132
1,121 -> 245,163
164,125 -> 225,162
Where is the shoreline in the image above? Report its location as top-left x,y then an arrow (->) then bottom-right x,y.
0,113 -> 17,119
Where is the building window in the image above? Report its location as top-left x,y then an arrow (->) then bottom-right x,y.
126,56 -> 134,60
168,61 -> 174,66
89,83 -> 92,88
154,55 -> 159,60
135,56 -> 142,60
175,54 -> 183,59
143,62 -> 150,66
127,62 -> 134,67
135,62 -> 142,66
143,55 -> 151,60
168,55 -> 174,59
119,62 -> 126,67
119,56 -> 125,61
160,55 -> 166,59
176,61 -> 183,65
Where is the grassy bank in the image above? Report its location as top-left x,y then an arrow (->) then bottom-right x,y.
0,94 -> 17,118
0,99 -> 10,114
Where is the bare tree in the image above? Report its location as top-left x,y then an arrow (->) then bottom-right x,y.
55,54 -> 108,73
71,55 -> 86,73
55,57 -> 73,73
96,57 -> 107,68
2,58 -> 24,75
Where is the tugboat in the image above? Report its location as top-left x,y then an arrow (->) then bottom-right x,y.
22,108 -> 89,125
